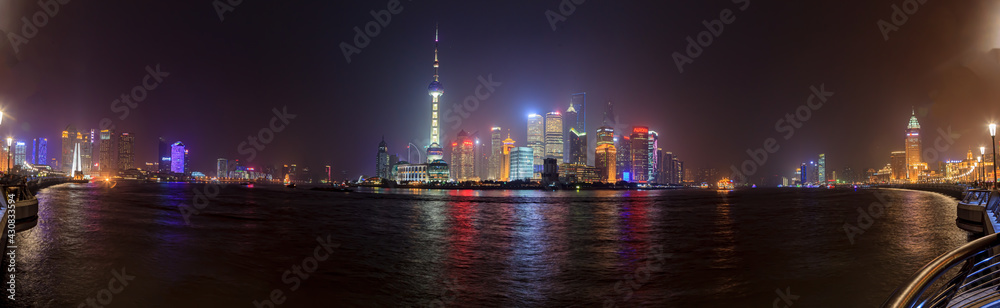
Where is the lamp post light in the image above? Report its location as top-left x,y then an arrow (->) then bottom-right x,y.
992,124 -> 998,189
6,137 -> 12,175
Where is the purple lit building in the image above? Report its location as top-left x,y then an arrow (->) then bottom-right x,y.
171,142 -> 186,174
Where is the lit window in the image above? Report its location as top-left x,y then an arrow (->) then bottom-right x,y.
433,104 -> 438,111
432,120 -> 438,126
433,112 -> 437,119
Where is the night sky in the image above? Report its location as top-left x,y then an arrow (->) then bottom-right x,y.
1,0 -> 999,180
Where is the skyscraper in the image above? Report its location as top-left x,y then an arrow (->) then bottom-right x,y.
509,147 -> 534,181
426,26 -> 445,163
118,132 -> 135,172
490,127 -> 502,180
171,142 -> 186,174
544,112 -> 563,165
13,141 -> 26,168
100,129 -> 117,177
564,104 -> 577,163
818,153 -> 826,184
527,114 -> 544,178
595,126 -> 616,183
474,137 -> 488,181
376,136 -> 389,179
571,93 -> 586,136
31,138 -> 47,165
501,134 -> 515,181
905,109 -> 922,180
648,131 -> 658,182
81,130 -> 93,174
568,128 -> 587,165
890,151 -> 907,181
800,163 -> 808,184
158,137 -> 171,173
617,135 -> 631,181
61,125 -> 81,173
630,126 -> 649,183
217,158 -> 229,178
450,130 -> 475,181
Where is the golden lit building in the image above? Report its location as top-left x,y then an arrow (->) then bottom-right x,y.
450,130 -> 475,181
595,126 -> 617,183
501,134 -> 515,181
905,109 -> 922,181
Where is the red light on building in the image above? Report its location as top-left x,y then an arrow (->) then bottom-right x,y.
633,127 -> 648,134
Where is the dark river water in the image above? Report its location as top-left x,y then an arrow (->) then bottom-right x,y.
0,183 -> 967,307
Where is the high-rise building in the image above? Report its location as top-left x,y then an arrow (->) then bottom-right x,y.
13,141 -> 26,168
426,26 -> 445,163
544,112 -> 563,165
99,129 -> 117,177
800,163 -> 808,184
376,136 -> 389,179
171,142 -> 186,174
509,147 -> 534,181
473,137 -> 488,181
905,109 -> 922,179
158,137 -> 171,173
31,138 -> 47,165
571,93 -> 586,137
61,125 -> 81,173
603,101 -> 616,126
450,130 -> 475,181
217,158 -> 229,178
490,127 -> 502,180
818,153 -> 826,183
527,114 -> 544,178
564,104 -> 578,163
118,132 -> 135,172
648,131 -> 658,182
595,126 -> 617,183
890,151 -> 907,181
81,130 -> 93,175
501,134 -> 515,181
630,127 -> 650,183
617,135 -> 631,181
568,128 -> 586,165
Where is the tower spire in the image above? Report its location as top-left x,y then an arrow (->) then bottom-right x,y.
433,23 -> 439,82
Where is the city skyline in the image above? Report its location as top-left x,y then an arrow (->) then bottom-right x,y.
2,1 -> 1000,180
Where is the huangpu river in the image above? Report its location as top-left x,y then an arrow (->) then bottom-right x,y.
0,183 -> 967,307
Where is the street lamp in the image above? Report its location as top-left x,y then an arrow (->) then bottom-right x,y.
992,124 -> 998,189
979,156 -> 984,185
6,137 -> 12,175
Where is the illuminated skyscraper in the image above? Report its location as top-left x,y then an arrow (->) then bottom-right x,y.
818,153 -> 826,183
564,104 -> 577,163
31,138 -> 47,165
61,125 -> 81,173
571,93 -> 586,136
630,126 -> 649,183
617,135 -> 631,181
158,137 -> 171,173
527,114 -> 544,178
501,134 -> 515,181
376,136 -> 389,179
509,147 -> 534,181
13,141 -> 26,168
544,112 -> 563,164
905,109 -> 922,180
426,26 -> 445,163
890,151 -> 907,181
474,137 -> 488,181
118,132 -> 135,171
490,127 -> 502,180
450,130 -> 475,181
171,142 -> 186,174
595,126 -> 616,183
99,129 -> 117,177
569,128 -> 586,165
648,131 -> 658,182
217,158 -> 229,178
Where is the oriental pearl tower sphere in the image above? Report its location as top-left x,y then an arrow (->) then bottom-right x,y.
426,26 -> 445,163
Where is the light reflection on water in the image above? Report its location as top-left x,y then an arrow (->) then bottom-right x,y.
0,184 -> 969,307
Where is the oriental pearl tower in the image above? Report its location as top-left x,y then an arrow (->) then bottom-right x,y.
426,26 -> 445,163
